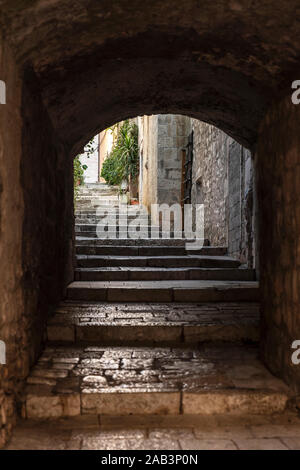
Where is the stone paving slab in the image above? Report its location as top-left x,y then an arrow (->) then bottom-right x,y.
47,301 -> 260,345
6,412 -> 300,450
23,344 -> 289,420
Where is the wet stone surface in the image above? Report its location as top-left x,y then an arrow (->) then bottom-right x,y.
47,301 -> 260,345
23,343 -> 289,419
5,413 -> 300,450
48,301 -> 259,327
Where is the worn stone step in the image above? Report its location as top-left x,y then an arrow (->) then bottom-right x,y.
76,255 -> 240,269
75,208 -> 148,214
75,229 -> 210,240
66,280 -> 259,302
76,223 -> 161,233
75,267 -> 255,282
75,245 -> 227,257
76,201 -> 120,208
23,344 -> 289,419
77,192 -> 119,198
76,237 -> 210,247
75,216 -> 150,224
47,301 -> 260,345
77,195 -> 119,200
80,185 -> 119,192
76,202 -> 119,211
76,245 -> 186,256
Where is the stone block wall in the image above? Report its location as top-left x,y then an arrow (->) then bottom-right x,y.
21,66 -> 74,364
191,120 -> 255,266
157,115 -> 191,205
191,122 -> 228,247
0,38 -> 74,447
139,114 -> 191,211
138,115 -> 158,209
257,94 -> 300,394
0,37 -> 24,447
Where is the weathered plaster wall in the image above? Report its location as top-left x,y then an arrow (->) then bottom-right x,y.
191,120 -> 255,266
0,37 -> 24,447
257,95 -> 300,394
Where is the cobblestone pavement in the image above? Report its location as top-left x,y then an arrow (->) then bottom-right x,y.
5,413 -> 300,450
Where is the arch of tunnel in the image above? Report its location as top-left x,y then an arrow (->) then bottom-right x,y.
1,0 -> 300,445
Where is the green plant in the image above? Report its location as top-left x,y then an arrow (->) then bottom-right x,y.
74,156 -> 87,202
73,138 -> 99,202
101,120 -> 139,188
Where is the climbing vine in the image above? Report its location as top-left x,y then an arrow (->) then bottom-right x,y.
101,120 -> 139,188
74,156 -> 87,201
74,138 -> 99,202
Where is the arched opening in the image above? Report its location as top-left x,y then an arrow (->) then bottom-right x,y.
1,0 -> 300,449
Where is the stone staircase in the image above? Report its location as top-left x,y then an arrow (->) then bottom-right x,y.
22,184 -> 291,420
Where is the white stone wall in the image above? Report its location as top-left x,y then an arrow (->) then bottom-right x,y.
79,135 -> 99,184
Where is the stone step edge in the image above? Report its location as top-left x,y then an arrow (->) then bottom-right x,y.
47,321 -> 260,345
74,268 -> 255,282
23,389 -> 289,419
75,245 -> 227,250
66,285 -> 259,302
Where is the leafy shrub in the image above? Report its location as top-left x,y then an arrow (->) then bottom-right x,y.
74,138 -> 99,202
74,156 -> 87,201
101,120 -> 139,188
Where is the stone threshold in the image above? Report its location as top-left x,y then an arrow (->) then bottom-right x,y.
23,344 -> 289,420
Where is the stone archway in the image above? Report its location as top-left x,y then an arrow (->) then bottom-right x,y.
1,0 -> 300,445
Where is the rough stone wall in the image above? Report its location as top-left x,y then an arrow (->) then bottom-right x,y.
157,115 -> 191,205
139,115 -> 158,210
191,122 -> 228,247
0,38 -> 24,447
139,114 -> 190,211
191,120 -> 255,266
257,95 -> 300,394
0,40 -> 74,447
21,67 -> 74,370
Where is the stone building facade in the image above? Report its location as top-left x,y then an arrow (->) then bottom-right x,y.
191,120 -> 255,267
136,115 -> 255,267
138,114 -> 191,209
